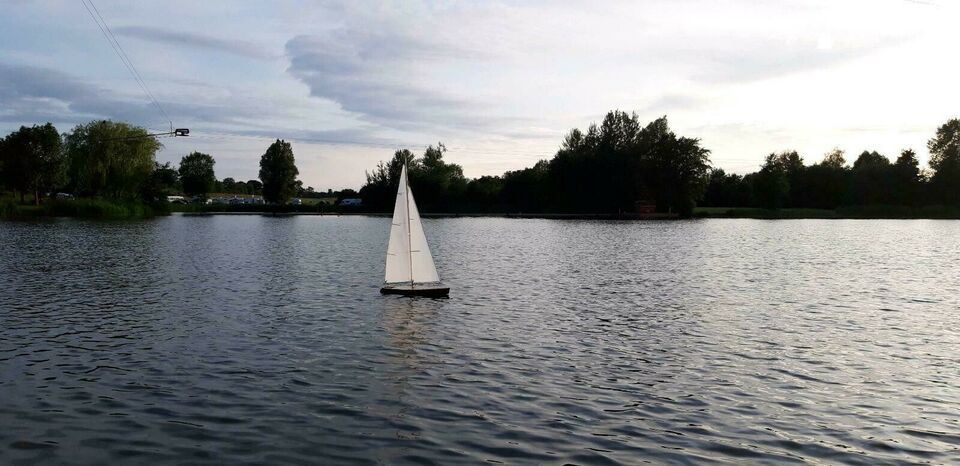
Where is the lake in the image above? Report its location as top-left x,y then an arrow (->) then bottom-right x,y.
1,216 -> 959,464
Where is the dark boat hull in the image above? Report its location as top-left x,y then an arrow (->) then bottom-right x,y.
380,284 -> 450,297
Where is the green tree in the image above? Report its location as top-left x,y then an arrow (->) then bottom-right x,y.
0,137 -> 5,192
892,149 -> 922,205
822,147 -> 847,169
633,116 -> 711,216
659,135 -> 711,216
246,179 -> 263,195
500,160 -> 551,212
754,152 -> 791,209
776,151 -> 806,207
259,139 -> 299,204
551,114 -> 630,213
360,149 -> 418,210
703,168 -> 752,207
1,123 -> 64,204
804,149 -> 849,209
178,151 -> 216,199
546,113 -> 710,216
850,150 -> 892,205
927,118 -> 960,205
464,175 -> 504,212
64,120 -> 160,199
141,162 -> 180,203
412,143 -> 467,211
336,188 -> 359,203
221,177 -> 238,193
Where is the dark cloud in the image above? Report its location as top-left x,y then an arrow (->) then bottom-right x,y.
285,31 -> 499,133
0,62 -> 250,131
0,62 -> 154,127
0,61 -> 400,152
227,127 -> 405,148
0,63 -> 90,102
113,26 -> 279,60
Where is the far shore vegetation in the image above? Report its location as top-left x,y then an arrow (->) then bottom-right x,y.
2,110 -> 959,219
0,120 -> 304,219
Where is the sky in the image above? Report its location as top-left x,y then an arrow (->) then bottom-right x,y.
2,0 -> 958,190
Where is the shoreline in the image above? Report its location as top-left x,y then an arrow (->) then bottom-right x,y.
694,206 -> 960,220
177,211 -> 681,220
174,207 -> 960,220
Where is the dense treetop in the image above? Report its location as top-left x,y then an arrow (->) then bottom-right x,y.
179,151 -> 216,199
64,120 -> 161,200
360,112 -> 712,216
259,139 -> 300,205
0,123 -> 63,205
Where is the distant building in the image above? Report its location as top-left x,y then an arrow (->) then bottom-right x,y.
339,198 -> 362,207
212,195 -> 264,205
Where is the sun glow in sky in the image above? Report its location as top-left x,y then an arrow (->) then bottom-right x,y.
2,0 -> 958,189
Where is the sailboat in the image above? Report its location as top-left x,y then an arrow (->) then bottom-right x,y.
380,163 -> 450,297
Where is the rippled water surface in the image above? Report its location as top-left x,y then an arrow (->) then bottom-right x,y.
2,216 -> 959,465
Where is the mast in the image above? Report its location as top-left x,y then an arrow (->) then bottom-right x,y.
405,161 -> 414,288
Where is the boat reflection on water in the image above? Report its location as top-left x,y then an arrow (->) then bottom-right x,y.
380,297 -> 439,372
372,297 -> 445,446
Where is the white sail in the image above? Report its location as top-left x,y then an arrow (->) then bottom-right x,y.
384,164 -> 440,284
406,184 -> 440,283
384,165 -> 411,283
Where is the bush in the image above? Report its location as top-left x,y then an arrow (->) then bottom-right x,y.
0,198 -> 164,219
40,199 -> 163,219
0,198 -> 16,218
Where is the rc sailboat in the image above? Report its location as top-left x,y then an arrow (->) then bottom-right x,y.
380,163 -> 449,297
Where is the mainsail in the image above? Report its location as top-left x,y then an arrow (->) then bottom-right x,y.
384,164 -> 440,285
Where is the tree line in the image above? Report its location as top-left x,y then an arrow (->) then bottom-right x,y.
359,111 -> 959,216
0,120 -> 303,208
702,126 -> 960,209
5,112 -> 959,217
360,111 -> 711,216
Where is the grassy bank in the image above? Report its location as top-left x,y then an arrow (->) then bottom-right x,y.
695,205 -> 960,219
1,198 -> 165,219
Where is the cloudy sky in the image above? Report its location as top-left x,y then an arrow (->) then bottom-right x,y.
2,0 -> 958,190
